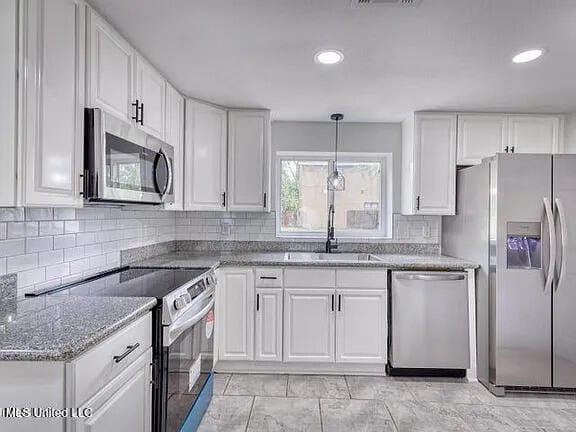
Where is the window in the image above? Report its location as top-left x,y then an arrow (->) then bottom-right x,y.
277,152 -> 392,239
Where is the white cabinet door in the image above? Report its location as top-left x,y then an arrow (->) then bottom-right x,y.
164,84 -> 184,210
135,56 -> 166,140
508,115 -> 562,154
217,268 -> 254,361
75,348 -> 152,432
406,113 -> 457,215
255,288 -> 283,362
185,100 -> 228,211
227,110 -> 271,212
335,289 -> 387,363
0,0 -> 17,206
457,114 -> 508,165
20,0 -> 84,207
283,288 -> 335,362
86,8 -> 135,124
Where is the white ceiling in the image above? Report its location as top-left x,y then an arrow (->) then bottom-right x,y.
89,0 -> 576,122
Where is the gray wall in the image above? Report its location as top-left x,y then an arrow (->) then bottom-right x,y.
271,121 -> 402,212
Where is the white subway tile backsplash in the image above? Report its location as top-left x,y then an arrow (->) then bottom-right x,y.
53,234 -> 76,250
39,249 -> 64,266
0,239 -> 26,257
46,263 -> 70,280
25,208 -> 53,221
17,267 -> 46,289
7,254 -> 39,273
0,223 -> 6,240
0,208 -> 25,221
26,236 -> 53,253
7,222 -> 39,239
53,208 -> 76,220
39,221 -> 65,236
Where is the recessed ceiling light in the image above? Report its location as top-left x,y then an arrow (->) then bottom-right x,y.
512,49 -> 544,64
315,50 -> 344,65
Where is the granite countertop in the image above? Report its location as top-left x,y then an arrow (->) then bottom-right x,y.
134,251 -> 478,270
0,295 -> 156,361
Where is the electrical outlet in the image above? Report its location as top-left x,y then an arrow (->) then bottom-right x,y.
221,221 -> 232,235
422,225 -> 431,238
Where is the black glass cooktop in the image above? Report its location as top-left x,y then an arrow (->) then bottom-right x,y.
27,267 -> 210,300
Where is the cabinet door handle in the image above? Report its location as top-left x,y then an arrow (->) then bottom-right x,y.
260,276 -> 277,280
263,192 -> 267,208
504,145 -> 509,153
331,294 -> 334,312
338,294 -> 342,312
221,191 -> 226,207
113,343 -> 140,363
131,99 -> 140,122
511,146 -> 515,153
416,195 -> 420,211
139,103 -> 144,125
256,293 -> 260,311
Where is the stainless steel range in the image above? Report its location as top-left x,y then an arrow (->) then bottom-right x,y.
28,266 -> 217,432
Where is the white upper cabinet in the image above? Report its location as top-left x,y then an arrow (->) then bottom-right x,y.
255,288 -> 283,362
0,0 -> 18,206
164,84 -> 184,210
185,100 -> 228,211
283,288 -> 335,363
217,268 -> 255,361
135,55 -> 166,140
227,110 -> 271,212
402,112 -> 457,215
19,0 -> 85,207
86,8 -> 135,124
457,114 -> 508,165
335,289 -> 387,363
508,115 -> 563,154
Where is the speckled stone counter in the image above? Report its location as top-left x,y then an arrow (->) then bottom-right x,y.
133,251 -> 477,270
0,295 -> 156,361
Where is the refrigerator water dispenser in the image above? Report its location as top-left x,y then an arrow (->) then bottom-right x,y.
506,222 -> 542,269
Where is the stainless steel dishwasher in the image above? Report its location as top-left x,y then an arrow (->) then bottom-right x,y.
388,271 -> 470,376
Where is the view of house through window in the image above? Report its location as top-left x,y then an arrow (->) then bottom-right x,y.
278,153 -> 391,238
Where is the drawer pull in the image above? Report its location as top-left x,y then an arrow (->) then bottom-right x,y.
113,343 -> 140,363
260,276 -> 278,280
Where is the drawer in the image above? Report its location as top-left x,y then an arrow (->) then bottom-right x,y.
255,268 -> 283,287
336,269 -> 388,289
284,268 -> 335,288
70,312 -> 152,405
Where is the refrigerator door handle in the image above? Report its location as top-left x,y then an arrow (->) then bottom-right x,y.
555,198 -> 567,291
543,197 -> 557,295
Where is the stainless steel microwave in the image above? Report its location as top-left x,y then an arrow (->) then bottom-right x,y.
84,108 -> 174,205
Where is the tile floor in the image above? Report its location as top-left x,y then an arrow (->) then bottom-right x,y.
198,373 -> 576,432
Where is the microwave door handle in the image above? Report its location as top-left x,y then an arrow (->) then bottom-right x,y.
158,148 -> 173,201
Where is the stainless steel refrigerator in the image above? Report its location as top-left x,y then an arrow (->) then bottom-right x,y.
443,153 -> 576,395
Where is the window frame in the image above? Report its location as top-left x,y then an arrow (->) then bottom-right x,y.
275,151 -> 393,240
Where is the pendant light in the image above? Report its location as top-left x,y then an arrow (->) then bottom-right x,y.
327,113 -> 345,191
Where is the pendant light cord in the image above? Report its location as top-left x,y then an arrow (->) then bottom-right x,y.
334,118 -> 339,172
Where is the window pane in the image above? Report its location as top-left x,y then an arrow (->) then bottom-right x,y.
334,162 -> 381,233
280,160 -> 328,232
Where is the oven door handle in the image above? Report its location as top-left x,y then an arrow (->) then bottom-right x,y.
165,296 -> 215,346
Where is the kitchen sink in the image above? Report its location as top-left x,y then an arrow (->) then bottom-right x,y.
284,252 -> 382,263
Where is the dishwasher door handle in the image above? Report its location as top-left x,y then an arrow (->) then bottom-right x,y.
394,274 -> 466,281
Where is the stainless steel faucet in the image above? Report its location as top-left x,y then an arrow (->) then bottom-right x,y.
325,204 -> 338,253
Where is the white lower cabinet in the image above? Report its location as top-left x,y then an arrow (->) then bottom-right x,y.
216,267 -> 388,371
217,268 -> 255,361
74,348 -> 152,432
255,288 -> 283,361
335,289 -> 387,363
0,313 -> 152,432
283,288 -> 335,362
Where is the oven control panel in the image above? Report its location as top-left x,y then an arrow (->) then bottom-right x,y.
163,270 -> 216,325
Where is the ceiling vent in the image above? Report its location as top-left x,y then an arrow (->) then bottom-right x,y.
351,0 -> 422,7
